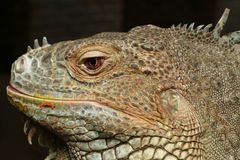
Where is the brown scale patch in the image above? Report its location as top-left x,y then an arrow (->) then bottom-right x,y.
39,102 -> 55,109
129,49 -> 176,82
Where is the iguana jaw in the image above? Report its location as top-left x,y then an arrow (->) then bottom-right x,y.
7,85 -> 170,159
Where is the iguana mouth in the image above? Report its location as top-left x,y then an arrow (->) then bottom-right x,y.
7,85 -> 80,102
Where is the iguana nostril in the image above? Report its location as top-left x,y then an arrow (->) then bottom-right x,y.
15,57 -> 26,73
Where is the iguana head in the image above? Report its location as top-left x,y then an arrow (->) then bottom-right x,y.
7,9 -> 239,160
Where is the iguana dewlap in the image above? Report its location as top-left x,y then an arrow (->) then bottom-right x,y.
7,9 -> 239,160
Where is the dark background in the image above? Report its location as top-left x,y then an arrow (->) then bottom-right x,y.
0,0 -> 239,159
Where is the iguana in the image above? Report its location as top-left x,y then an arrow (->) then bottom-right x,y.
7,9 -> 239,160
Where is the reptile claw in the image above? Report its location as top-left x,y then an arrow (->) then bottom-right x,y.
27,126 -> 36,145
24,120 -> 31,135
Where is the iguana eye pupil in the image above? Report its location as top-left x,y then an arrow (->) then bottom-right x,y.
83,57 -> 103,70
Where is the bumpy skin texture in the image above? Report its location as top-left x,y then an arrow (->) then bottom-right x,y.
7,10 -> 239,160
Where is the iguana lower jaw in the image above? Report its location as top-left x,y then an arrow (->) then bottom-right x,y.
7,85 -> 205,160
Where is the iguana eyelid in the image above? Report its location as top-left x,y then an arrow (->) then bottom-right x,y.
79,50 -> 108,60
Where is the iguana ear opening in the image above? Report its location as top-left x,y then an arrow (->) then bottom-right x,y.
156,89 -> 196,125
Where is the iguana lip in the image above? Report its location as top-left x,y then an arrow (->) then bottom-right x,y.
7,84 -> 114,112
7,85 -> 26,95
7,85 -> 116,110
7,85 -> 80,102
7,85 -> 161,125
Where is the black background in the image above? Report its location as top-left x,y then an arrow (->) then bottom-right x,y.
0,0 -> 240,159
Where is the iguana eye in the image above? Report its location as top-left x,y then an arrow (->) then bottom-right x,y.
77,50 -> 108,75
83,57 -> 104,70
66,45 -> 121,80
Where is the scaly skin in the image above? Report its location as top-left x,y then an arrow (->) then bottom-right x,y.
7,9 -> 239,160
